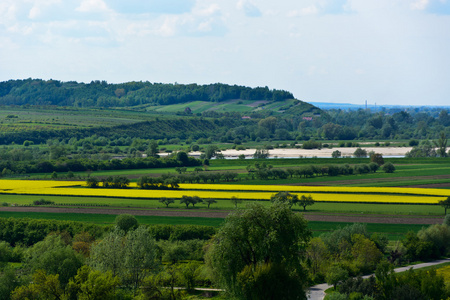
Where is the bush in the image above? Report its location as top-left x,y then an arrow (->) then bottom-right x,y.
324,293 -> 348,300
443,214 -> 450,227
353,148 -> 367,158
417,224 -> 450,257
382,162 -> 395,173
146,224 -> 216,241
32,199 -> 55,206
409,139 -> 419,146
332,150 -> 342,158
302,140 -> 322,149
115,214 -> 138,232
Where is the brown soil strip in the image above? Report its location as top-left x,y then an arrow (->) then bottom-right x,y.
0,207 -> 443,225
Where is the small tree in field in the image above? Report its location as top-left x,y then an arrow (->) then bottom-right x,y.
253,148 -> 269,159
439,197 -> 450,215
331,150 -> 341,158
270,191 -> 299,208
370,153 -> 384,166
159,198 -> 175,208
382,162 -> 395,173
298,195 -> 315,211
230,196 -> 243,208
353,147 -> 368,158
204,199 -> 217,209
86,177 -> 99,188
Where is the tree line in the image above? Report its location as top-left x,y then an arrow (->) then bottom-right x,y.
0,79 -> 294,107
0,153 -> 201,176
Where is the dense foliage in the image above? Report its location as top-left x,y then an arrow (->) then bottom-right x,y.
0,79 -> 293,107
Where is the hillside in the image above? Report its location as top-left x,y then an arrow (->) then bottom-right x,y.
0,79 -> 326,144
0,79 -> 297,107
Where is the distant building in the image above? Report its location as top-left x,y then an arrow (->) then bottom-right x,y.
302,117 -> 313,121
242,116 -> 251,119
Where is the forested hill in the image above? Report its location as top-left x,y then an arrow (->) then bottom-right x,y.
0,79 -> 295,107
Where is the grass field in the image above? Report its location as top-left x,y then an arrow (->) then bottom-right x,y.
0,193 -> 446,214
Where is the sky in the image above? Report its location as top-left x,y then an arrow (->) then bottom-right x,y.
1,0 -> 450,106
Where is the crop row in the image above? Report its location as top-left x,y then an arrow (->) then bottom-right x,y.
0,180 -> 445,204
1,180 -> 449,197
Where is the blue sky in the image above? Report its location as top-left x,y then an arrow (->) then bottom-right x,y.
1,0 -> 449,106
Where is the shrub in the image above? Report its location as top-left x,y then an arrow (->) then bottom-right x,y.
353,148 -> 367,158
115,214 -> 138,232
443,214 -> 450,227
417,224 -> 450,257
32,199 -> 55,206
332,150 -> 342,158
382,162 -> 395,173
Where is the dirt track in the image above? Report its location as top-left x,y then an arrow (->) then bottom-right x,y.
0,206 -> 443,225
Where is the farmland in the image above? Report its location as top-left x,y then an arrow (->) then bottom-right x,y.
0,171 -> 448,240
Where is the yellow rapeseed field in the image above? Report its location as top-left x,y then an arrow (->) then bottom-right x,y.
177,184 -> 450,197
0,180 -> 446,204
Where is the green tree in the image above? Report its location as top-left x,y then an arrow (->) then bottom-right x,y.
0,267 -> 20,300
370,153 -> 384,166
159,197 -> 175,208
434,132 -> 448,157
253,148 -> 269,159
331,150 -> 341,158
258,116 -> 277,134
353,147 -> 368,158
306,237 -> 329,277
25,235 -> 83,286
382,162 -> 395,173
270,191 -> 299,208
146,140 -> 159,158
326,265 -> 349,290
298,194 -> 315,211
204,145 -> 219,159
205,202 -> 311,299
204,198 -> 217,208
67,265 -> 121,300
439,197 -> 450,215
179,261 -> 201,291
230,196 -> 243,208
123,226 -> 159,290
89,228 -> 125,278
86,176 -> 99,188
11,270 -> 63,300
351,234 -> 383,272
115,214 -> 138,232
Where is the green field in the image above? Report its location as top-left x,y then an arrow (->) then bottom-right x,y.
0,193 -> 446,215
0,211 -> 425,240
0,211 -> 224,227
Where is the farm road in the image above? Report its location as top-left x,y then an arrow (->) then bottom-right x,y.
308,258 -> 450,300
0,206 -> 444,224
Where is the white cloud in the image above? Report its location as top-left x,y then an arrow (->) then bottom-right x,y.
411,0 -> 430,10
0,2 -> 19,25
1,0 -> 450,106
288,5 -> 319,17
76,0 -> 110,13
237,0 -> 262,17
195,4 -> 221,17
28,0 -> 62,20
